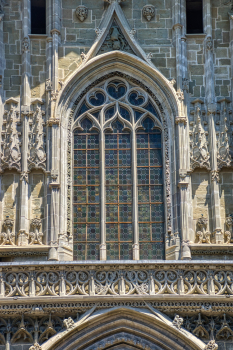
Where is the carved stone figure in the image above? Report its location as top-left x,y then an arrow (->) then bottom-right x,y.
29,218 -> 43,245
1,100 -> 21,172
142,5 -> 155,21
75,5 -> 88,22
28,103 -> 46,171
206,36 -> 213,51
22,36 -> 30,53
190,107 -> 210,171
217,107 -> 231,169
0,216 -> 15,246
196,216 -> 211,244
225,214 -> 233,244
173,315 -> 183,329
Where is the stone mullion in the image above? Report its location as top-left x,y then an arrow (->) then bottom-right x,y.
132,128 -> 139,260
100,128 -> 106,260
0,5 -> 4,133
18,0 -> 31,246
203,0 -> 222,243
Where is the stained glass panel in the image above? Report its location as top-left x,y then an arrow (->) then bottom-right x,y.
105,119 -> 132,260
137,117 -> 165,259
73,119 -> 100,260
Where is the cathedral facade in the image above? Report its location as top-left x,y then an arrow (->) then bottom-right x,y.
0,0 -> 233,349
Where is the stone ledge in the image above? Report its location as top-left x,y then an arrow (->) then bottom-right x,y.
0,245 -> 50,257
189,244 -> 233,256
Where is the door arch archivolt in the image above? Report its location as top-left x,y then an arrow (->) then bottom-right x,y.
41,307 -> 206,350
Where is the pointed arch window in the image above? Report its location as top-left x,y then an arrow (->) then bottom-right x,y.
73,78 -> 165,261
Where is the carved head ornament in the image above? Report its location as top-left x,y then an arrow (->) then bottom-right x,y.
142,4 -> 155,21
75,5 -> 88,22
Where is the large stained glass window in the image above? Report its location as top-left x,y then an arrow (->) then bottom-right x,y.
72,78 -> 165,261
105,120 -> 133,260
73,118 -> 100,260
137,118 -> 164,259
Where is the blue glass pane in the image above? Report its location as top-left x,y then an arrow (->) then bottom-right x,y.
120,224 -> 133,241
129,91 -> 145,106
150,149 -> 162,165
76,102 -> 89,120
74,135 -> 86,149
139,223 -> 150,241
149,133 -> 161,148
105,135 -> 117,149
87,243 -> 99,260
120,107 -> 130,121
73,243 -> 85,260
106,224 -> 118,241
134,110 -> 144,122
107,243 -> 119,260
142,117 -> 155,132
150,168 -> 163,184
92,111 -> 100,119
119,134 -> 130,148
89,92 -> 105,106
151,204 -> 164,221
81,118 -> 93,133
105,107 -> 115,121
112,120 -> 124,133
137,134 -> 148,148
152,223 -> 164,241
140,242 -> 164,259
120,243 -> 132,260
107,81 -> 126,99
144,101 -> 157,117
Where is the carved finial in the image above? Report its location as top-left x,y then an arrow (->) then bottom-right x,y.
75,5 -> 88,22
204,340 -> 218,350
63,317 -> 75,330
29,343 -> 42,350
172,315 -> 183,330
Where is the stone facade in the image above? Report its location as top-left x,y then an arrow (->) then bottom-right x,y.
0,0 -> 233,349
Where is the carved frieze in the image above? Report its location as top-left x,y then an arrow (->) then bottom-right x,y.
196,216 -> 211,244
75,5 -> 88,22
142,5 -> 155,21
1,99 -> 21,172
28,102 -> 46,172
190,107 -> 210,171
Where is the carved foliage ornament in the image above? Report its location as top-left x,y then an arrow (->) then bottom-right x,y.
225,214 -> 233,244
196,216 -> 211,244
75,5 -> 88,22
142,4 -> 155,21
1,101 -> 21,172
29,344 -> 42,350
204,340 -> 218,350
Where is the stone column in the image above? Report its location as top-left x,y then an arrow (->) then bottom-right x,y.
18,0 -> 31,246
100,129 -> 106,260
203,0 -> 222,243
229,10 -> 233,104
0,2 -> 4,134
47,0 -> 61,260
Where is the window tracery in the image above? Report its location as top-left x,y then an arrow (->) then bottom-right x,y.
69,75 -> 170,260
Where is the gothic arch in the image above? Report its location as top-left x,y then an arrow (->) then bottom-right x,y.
55,51 -> 181,256
41,307 -> 206,350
